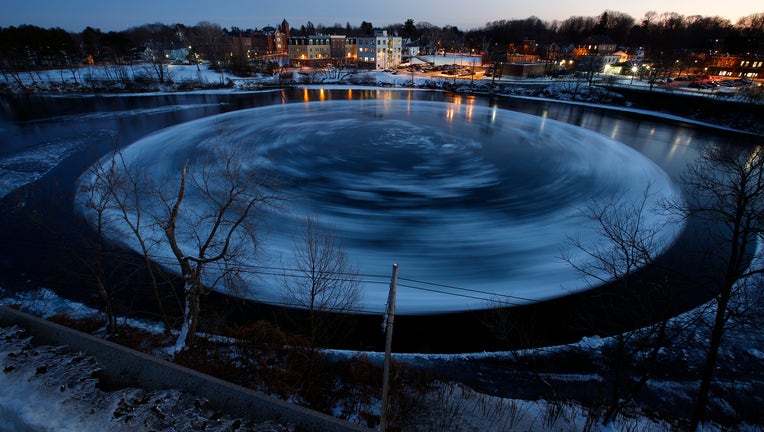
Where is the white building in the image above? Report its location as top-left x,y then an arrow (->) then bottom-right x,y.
356,30 -> 402,70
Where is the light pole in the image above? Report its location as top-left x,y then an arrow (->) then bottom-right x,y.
470,49 -> 475,88
631,65 -> 638,84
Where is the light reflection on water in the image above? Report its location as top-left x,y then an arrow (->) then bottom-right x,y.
77,99 -> 684,314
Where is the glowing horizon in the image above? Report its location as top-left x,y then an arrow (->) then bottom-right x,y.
1,0 -> 761,33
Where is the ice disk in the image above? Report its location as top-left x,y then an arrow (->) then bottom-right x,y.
75,100 -> 684,314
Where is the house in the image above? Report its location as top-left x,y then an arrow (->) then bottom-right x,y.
706,54 -> 764,80
573,36 -> 621,74
613,50 -> 631,63
165,48 -> 190,64
574,35 -> 617,57
403,39 -> 426,60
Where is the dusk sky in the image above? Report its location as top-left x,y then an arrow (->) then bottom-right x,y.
2,0 -> 762,32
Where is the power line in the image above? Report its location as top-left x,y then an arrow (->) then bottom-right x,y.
2,236 -> 532,308
5,235 -> 533,299
398,276 -> 541,304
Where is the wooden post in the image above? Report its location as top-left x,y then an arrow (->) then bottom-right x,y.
380,263 -> 399,432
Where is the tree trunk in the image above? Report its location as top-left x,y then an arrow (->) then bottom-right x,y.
96,280 -> 116,333
690,291 -> 729,430
184,282 -> 203,346
603,337 -> 626,424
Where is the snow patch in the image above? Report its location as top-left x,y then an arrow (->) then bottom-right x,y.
0,325 -> 289,431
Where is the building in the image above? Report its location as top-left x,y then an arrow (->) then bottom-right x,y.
264,27 -> 287,54
497,62 -> 549,78
706,54 -> 763,80
289,35 -> 358,67
326,35 -> 357,66
353,31 -> 403,70
230,32 -> 253,58
571,35 -> 620,73
287,35 -> 331,66
288,37 -> 309,65
356,36 -> 377,68
279,19 -> 290,41
574,35 -> 617,57
376,30 -> 402,70
403,39 -> 425,59
308,35 -> 331,65
344,37 -> 357,65
287,29 -> 401,70
330,35 -> 346,63
231,27 -> 288,60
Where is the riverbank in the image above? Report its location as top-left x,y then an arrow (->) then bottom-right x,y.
2,63 -> 761,134
1,83 -> 763,431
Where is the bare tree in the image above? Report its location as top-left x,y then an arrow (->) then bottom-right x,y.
576,55 -> 603,86
154,144 -> 277,352
282,214 -> 362,347
563,185 -> 676,425
86,148 -> 176,332
676,145 -> 764,430
75,165 -> 119,333
143,45 -> 169,85
190,21 -> 227,69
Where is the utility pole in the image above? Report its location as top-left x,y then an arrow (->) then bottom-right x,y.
380,263 -> 399,432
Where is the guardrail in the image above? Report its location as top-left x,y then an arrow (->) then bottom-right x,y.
0,305 -> 371,432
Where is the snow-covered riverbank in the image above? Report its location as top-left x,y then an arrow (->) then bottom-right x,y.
1,66 -> 763,431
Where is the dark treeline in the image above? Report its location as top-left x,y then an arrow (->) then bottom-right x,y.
380,11 -> 764,54
0,22 -> 231,70
1,10 -> 763,72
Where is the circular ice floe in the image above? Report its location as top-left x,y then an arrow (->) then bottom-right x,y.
76,100 -> 684,314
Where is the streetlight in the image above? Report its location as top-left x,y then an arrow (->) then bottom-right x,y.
631,65 -> 638,84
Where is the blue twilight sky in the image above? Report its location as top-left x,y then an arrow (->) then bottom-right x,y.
1,0 -> 762,32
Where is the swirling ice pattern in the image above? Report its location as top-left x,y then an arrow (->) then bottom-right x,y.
77,100 -> 684,314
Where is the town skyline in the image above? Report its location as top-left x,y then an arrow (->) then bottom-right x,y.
2,0 -> 762,33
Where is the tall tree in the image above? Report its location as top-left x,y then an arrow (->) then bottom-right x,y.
564,186 -> 675,425
360,21 -> 374,36
86,148 -> 175,332
403,19 -> 417,40
677,145 -> 764,430
154,144 -> 277,351
75,163 -> 119,333
282,214 -> 362,347
190,21 -> 226,69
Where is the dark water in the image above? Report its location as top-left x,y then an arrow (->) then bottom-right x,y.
1,88 -> 761,351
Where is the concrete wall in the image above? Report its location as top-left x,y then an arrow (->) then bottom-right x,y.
0,306 -> 371,432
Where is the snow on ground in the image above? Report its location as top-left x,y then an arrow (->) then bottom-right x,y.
0,325 -> 291,432
2,62 -> 756,103
1,63 -> 763,430
0,317 -> 677,432
2,275 -> 763,431
0,286 -> 166,335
